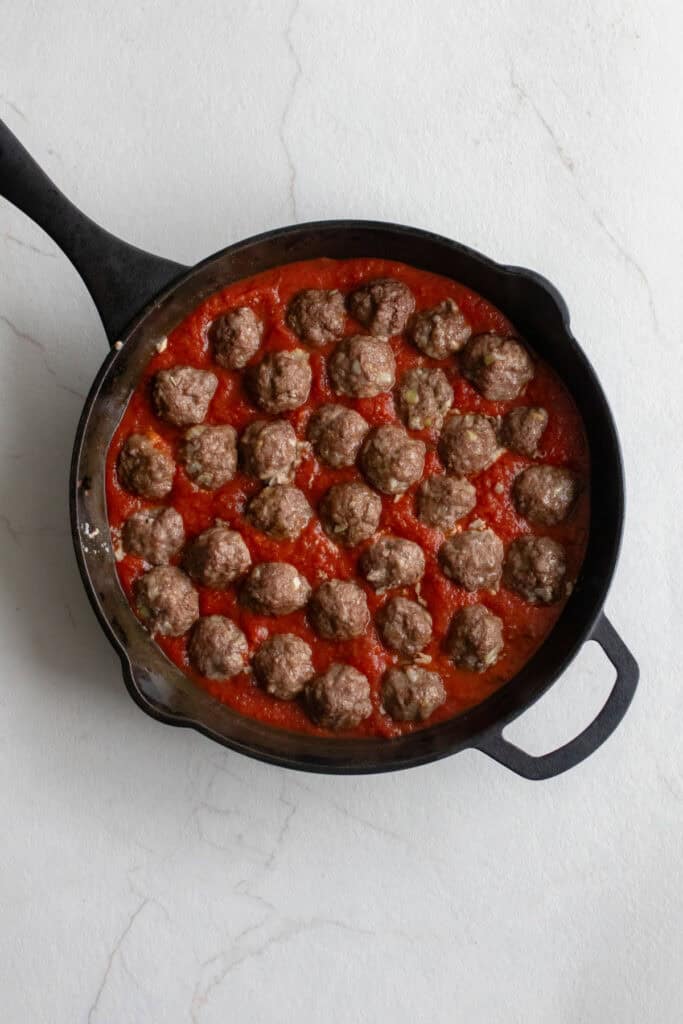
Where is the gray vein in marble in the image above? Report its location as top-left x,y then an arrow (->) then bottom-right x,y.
278,0 -> 302,220
87,898 -> 150,1024
3,231 -> 58,258
0,314 -> 87,398
0,95 -> 27,122
0,514 -> 20,545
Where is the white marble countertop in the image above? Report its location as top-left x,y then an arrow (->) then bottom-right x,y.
1,3 -> 681,1021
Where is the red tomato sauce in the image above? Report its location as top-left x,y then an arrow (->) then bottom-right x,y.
106,257 -> 590,738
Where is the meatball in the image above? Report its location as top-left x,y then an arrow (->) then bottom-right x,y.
461,333 -> 534,401
247,484 -> 312,539
500,406 -> 548,458
152,366 -> 218,426
240,419 -> 299,484
286,289 -> 345,345
319,482 -> 382,547
240,562 -> 311,616
445,604 -> 504,672
347,278 -> 415,336
327,335 -> 396,398
438,528 -> 504,591
188,615 -> 248,679
305,663 -> 372,730
438,414 -> 498,476
210,307 -> 263,369
184,525 -> 251,588
306,404 -> 369,467
416,475 -> 476,530
396,367 -> 453,431
512,465 -> 580,526
360,536 -> 425,591
381,666 -> 446,722
376,596 -> 432,656
252,633 -> 314,700
360,425 -> 426,495
247,349 -> 311,413
179,424 -> 237,490
133,565 -> 199,636
117,433 -> 175,499
407,298 -> 471,359
122,506 -> 185,564
308,580 -> 370,640
503,535 -> 567,605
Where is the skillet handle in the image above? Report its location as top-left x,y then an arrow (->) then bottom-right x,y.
0,118 -> 188,344
474,615 -> 638,780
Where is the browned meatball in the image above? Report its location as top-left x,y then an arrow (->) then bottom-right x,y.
407,298 -> 472,359
360,536 -> 425,591
376,596 -> 432,656
512,465 -> 580,526
188,615 -> 248,679
308,580 -> 370,639
240,419 -> 299,484
122,507 -> 185,564
117,434 -> 175,499
179,424 -> 237,490
210,307 -> 263,369
381,666 -> 446,722
396,367 -> 453,431
445,604 -> 504,671
152,366 -> 218,426
360,425 -> 426,495
286,289 -> 345,345
247,349 -> 311,413
327,335 -> 396,397
319,482 -> 382,547
348,278 -> 415,336
252,633 -> 314,700
438,414 -> 498,476
503,535 -> 567,605
133,566 -> 199,636
184,525 -> 251,588
461,333 -> 534,401
305,663 -> 372,730
240,562 -> 311,616
306,404 -> 369,467
247,484 -> 312,539
416,475 -> 476,530
438,528 -> 504,591
500,406 -> 548,457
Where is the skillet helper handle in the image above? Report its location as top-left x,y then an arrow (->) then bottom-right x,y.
0,118 -> 187,344
475,615 -> 638,780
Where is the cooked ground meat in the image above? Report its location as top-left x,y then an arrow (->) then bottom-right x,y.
503,535 -> 567,605
416,474 -> 476,530
210,307 -> 263,369
327,335 -> 396,397
305,663 -> 372,730
179,424 -> 237,490
360,425 -> 426,495
247,349 -> 312,413
360,536 -> 425,591
117,433 -> 175,499
286,289 -> 346,345
188,615 -> 248,679
500,406 -> 548,457
445,604 -> 504,671
133,565 -> 199,636
438,528 -> 504,591
407,298 -> 471,359
319,481 -> 382,547
239,419 -> 299,483
122,506 -> 185,564
396,367 -> 453,431
252,633 -> 315,700
152,366 -> 218,426
461,333 -> 534,401
240,562 -> 311,616
347,278 -> 415,336
247,484 -> 312,539
381,665 -> 446,722
376,596 -> 432,656
512,465 -> 580,526
438,414 -> 498,476
308,579 -> 370,639
306,403 -> 369,467
184,525 -> 251,588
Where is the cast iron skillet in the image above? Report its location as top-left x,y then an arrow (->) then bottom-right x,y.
0,119 -> 638,778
